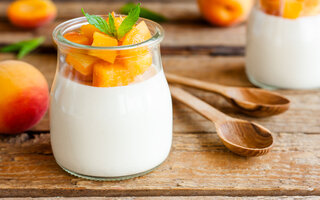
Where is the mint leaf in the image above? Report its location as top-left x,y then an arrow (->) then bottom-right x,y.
117,3 -> 141,40
108,13 -> 117,38
17,37 -> 45,59
82,8 -> 112,36
0,37 -> 45,59
120,3 -> 167,22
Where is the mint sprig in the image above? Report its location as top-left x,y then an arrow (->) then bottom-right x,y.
81,8 -> 111,36
0,37 -> 45,59
82,3 -> 140,40
117,3 -> 141,39
108,13 -> 117,38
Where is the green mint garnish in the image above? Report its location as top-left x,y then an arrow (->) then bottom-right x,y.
81,8 -> 111,36
120,2 -> 167,23
0,37 -> 45,59
82,3 -> 141,40
108,13 -> 117,38
117,3 -> 141,39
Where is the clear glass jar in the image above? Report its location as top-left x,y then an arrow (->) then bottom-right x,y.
51,16 -> 172,180
246,0 -> 320,89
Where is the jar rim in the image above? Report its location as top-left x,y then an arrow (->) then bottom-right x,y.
52,15 -> 164,50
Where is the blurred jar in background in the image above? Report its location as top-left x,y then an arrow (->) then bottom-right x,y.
246,0 -> 320,89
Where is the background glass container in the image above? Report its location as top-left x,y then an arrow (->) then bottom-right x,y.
246,0 -> 320,89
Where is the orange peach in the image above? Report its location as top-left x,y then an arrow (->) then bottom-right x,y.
197,0 -> 254,27
66,52 -> 98,76
283,0 -> 304,19
80,24 -> 100,43
0,60 -> 49,134
64,32 -> 91,45
121,21 -> 153,76
89,32 -> 118,63
93,60 -> 133,87
7,0 -> 57,28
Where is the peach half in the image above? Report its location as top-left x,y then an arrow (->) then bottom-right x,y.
7,0 -> 57,28
197,0 -> 254,27
0,60 -> 49,134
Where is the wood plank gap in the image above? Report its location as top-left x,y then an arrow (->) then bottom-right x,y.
0,45 -> 245,56
0,188 -> 319,197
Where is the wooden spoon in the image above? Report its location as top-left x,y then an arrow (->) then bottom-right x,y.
166,73 -> 290,117
170,85 -> 273,157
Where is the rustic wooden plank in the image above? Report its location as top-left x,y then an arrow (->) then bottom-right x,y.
0,131 -> 320,197
0,1 -> 246,49
0,1 -> 200,21
3,197 -> 320,200
0,21 -> 245,48
1,53 -> 319,134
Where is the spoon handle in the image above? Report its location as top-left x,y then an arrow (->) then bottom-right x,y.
166,73 -> 227,95
170,85 -> 229,123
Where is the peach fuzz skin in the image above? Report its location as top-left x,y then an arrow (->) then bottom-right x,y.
0,60 -> 49,134
197,0 -> 254,27
7,0 -> 57,28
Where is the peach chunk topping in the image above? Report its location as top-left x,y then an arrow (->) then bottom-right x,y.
63,13 -> 153,87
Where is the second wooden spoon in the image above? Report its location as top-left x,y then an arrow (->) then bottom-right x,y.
170,85 -> 273,157
166,73 -> 290,117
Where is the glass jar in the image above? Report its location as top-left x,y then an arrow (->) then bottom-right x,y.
246,0 -> 320,89
51,16 -> 172,180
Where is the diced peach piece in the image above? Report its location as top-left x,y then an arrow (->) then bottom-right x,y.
121,21 -> 153,75
302,0 -> 320,16
64,32 -> 91,45
63,65 -> 93,83
260,0 -> 282,15
93,60 -> 133,87
125,52 -> 153,77
110,12 -> 126,29
89,32 -> 118,63
283,0 -> 304,19
80,24 -> 100,42
122,21 -> 152,46
66,53 -> 98,76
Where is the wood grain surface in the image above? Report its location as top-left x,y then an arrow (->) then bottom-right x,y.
0,0 -> 319,198
0,1 -> 245,52
3,197 -> 320,200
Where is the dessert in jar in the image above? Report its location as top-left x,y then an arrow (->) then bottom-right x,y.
246,0 -> 320,89
51,6 -> 172,180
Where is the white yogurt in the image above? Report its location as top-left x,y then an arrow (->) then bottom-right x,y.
246,8 -> 320,89
50,66 -> 172,178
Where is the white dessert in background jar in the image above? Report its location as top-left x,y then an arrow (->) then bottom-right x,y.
246,2 -> 320,89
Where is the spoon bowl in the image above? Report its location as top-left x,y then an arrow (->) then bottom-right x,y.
170,85 -> 273,157
166,73 -> 290,117
225,87 -> 290,117
216,120 -> 273,156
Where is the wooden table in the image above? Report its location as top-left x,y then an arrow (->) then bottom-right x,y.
0,0 -> 320,199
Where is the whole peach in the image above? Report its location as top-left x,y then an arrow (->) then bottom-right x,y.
0,60 -> 49,134
7,0 -> 57,28
197,0 -> 254,27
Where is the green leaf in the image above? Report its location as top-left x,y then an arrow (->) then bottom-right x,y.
108,13 -> 117,38
17,37 -> 45,59
120,2 -> 167,23
117,3 -> 141,40
0,37 -> 45,59
81,8 -> 112,36
0,42 -> 24,52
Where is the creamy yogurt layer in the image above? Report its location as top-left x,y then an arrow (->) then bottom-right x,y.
50,66 -> 172,177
